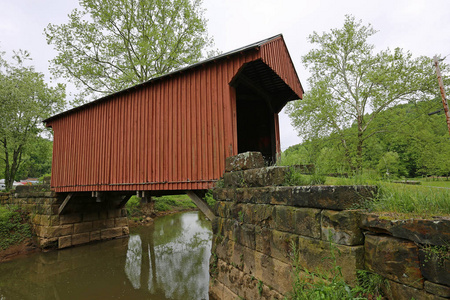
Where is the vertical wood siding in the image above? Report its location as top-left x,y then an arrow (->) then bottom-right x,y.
48,38 -> 302,193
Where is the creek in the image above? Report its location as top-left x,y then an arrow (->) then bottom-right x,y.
0,211 -> 212,300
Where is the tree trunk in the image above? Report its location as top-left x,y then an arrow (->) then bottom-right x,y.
2,139 -> 23,191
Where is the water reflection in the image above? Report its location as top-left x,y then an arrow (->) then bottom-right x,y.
0,211 -> 212,300
125,235 -> 142,289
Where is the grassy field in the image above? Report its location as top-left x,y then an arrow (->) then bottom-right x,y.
322,175 -> 450,217
415,178 -> 450,188
283,171 -> 450,217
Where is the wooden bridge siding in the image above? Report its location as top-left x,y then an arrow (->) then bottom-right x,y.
260,36 -> 304,99
49,51 -> 260,193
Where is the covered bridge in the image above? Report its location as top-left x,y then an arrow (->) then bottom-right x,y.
44,34 -> 303,197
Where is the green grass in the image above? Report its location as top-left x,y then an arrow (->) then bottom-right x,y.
371,183 -> 450,217
323,175 -> 450,217
125,194 -> 197,217
153,194 -> 197,211
0,205 -> 33,250
416,178 -> 450,188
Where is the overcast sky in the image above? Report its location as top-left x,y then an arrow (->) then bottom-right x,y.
1,0 -> 449,150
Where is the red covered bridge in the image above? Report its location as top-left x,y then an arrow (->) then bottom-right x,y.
44,34 -> 303,216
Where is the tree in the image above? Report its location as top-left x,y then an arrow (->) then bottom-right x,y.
45,0 -> 214,102
286,15 -> 445,170
377,151 -> 404,179
0,50 -> 65,190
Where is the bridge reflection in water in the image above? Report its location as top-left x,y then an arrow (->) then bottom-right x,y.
0,211 -> 212,300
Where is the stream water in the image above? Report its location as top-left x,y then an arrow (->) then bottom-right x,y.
0,211 -> 212,300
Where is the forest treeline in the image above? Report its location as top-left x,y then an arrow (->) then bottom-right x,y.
280,98 -> 450,179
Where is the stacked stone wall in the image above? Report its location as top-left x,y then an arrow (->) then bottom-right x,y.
209,152 -> 449,300
1,187 -> 129,249
361,214 -> 449,299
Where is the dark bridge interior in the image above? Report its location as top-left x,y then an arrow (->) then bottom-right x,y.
232,59 -> 299,164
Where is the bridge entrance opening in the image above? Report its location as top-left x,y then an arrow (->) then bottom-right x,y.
236,88 -> 276,164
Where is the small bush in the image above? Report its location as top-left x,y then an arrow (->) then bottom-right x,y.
154,201 -> 171,211
126,196 -> 141,217
204,190 -> 216,207
0,205 -> 32,250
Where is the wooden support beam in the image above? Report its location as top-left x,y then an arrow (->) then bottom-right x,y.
58,193 -> 73,215
117,194 -> 133,209
186,191 -> 215,221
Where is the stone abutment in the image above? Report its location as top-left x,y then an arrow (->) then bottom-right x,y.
209,152 -> 449,300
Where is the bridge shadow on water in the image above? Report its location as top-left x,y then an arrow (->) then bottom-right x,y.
0,211 -> 212,300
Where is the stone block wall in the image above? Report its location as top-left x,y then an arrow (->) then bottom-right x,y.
209,152 -> 449,300
361,214 -> 450,299
1,186 -> 129,249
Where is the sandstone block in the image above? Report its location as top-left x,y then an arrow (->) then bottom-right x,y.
58,236 -> 72,249
270,230 -> 296,264
321,210 -> 363,245
213,238 -> 234,262
255,226 -> 272,255
250,204 -> 273,227
44,215 -> 60,226
384,279 -> 443,300
83,211 -> 99,222
115,217 -> 128,227
272,206 -> 295,232
424,281 -> 450,298
236,224 -> 255,250
296,235 -> 364,284
92,218 -> 115,229
268,186 -> 292,205
60,213 -> 82,224
209,279 -> 238,300
360,213 -> 450,246
212,217 -> 225,237
122,226 -> 129,235
248,251 -> 293,295
73,222 -> 93,234
223,171 -> 244,188
38,237 -> 58,249
101,227 -> 123,240
243,166 -> 288,187
214,201 -> 232,218
225,151 -> 264,172
215,257 -> 287,300
290,185 -> 376,210
419,248 -> 450,286
212,188 -> 235,202
72,233 -> 90,245
107,209 -> 121,219
32,214 -> 42,225
40,224 -> 74,238
365,234 -> 423,289
90,230 -> 101,242
292,207 -> 321,239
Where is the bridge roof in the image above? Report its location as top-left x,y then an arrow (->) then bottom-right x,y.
44,34 -> 303,124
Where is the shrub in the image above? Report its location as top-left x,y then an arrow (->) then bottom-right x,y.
0,205 -> 32,250
125,196 -> 141,217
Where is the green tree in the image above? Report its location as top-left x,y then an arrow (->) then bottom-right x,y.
15,136 -> 53,180
0,50 -> 65,190
45,0 -> 214,103
377,151 -> 404,179
286,15 -> 444,170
